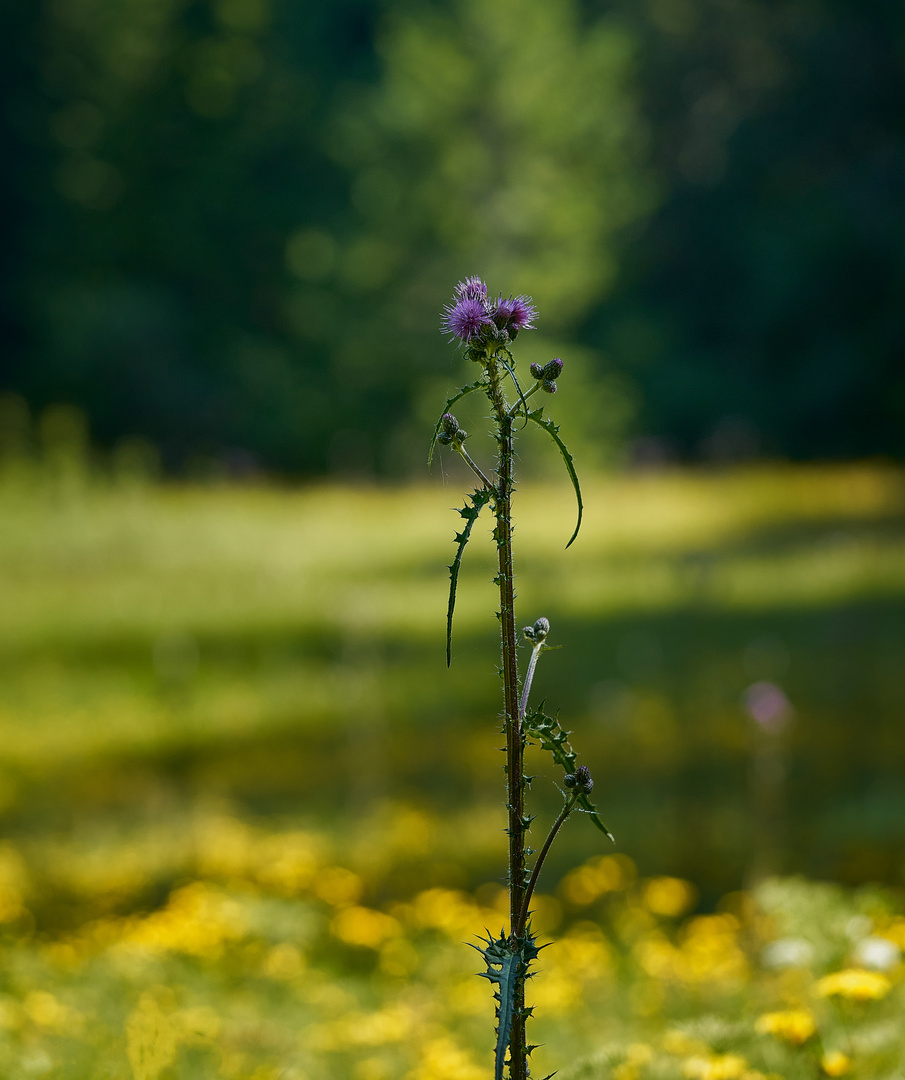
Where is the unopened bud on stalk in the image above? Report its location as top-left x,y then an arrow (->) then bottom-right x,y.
564,765 -> 594,794
542,379 -> 557,394
522,616 -> 550,643
438,413 -> 468,446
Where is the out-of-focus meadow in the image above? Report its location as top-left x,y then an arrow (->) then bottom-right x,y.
1,410 -> 905,1078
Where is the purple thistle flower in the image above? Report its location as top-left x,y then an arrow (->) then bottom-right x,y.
454,276 -> 488,302
491,294 -> 538,332
441,297 -> 493,343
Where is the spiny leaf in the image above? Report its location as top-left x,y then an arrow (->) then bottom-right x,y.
525,408 -> 583,548
472,930 -> 542,1080
524,706 -> 615,842
428,377 -> 485,465
474,933 -> 519,1080
446,488 -> 492,666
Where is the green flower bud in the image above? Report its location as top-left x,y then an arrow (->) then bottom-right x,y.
564,765 -> 594,794
542,379 -> 557,394
522,616 -> 550,642
441,413 -> 460,436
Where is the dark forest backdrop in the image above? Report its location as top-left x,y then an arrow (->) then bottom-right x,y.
2,0 -> 903,475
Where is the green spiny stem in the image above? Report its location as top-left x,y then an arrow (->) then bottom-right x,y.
516,791 -> 579,936
486,356 -> 526,1080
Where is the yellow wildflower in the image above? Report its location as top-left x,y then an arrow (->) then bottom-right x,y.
643,877 -> 699,918
814,968 -> 891,1001
754,1009 -> 817,1045
662,1031 -> 708,1057
23,991 -> 76,1031
821,1051 -> 852,1077
560,854 -> 636,905
626,1043 -> 655,1066
683,1053 -> 748,1080
330,905 -> 400,948
117,882 -> 244,959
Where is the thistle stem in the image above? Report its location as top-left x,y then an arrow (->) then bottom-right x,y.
487,357 -> 527,1080
456,444 -> 495,491
517,792 -> 578,936
506,381 -> 541,418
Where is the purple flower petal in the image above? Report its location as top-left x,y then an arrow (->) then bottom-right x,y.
454,276 -> 488,302
491,294 -> 538,332
441,297 -> 493,343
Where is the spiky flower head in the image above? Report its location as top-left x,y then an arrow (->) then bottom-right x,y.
454,276 -> 489,302
441,279 -> 538,346
441,297 -> 493,343
492,295 -> 538,334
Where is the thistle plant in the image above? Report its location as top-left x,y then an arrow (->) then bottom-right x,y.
430,277 -> 615,1080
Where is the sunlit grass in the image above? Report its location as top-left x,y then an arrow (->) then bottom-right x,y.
2,463 -> 903,647
1,461 -> 903,764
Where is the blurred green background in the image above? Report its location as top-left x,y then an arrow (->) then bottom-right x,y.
2,0 -> 904,472
1,1 -> 905,1076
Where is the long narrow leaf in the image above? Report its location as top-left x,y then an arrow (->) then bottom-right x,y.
525,408 -> 583,547
428,377 -> 485,465
524,706 -> 615,842
446,488 -> 492,666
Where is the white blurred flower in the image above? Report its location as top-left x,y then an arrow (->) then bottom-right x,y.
761,936 -> 814,969
851,935 -> 901,972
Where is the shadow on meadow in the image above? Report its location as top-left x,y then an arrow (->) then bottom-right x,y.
4,598 -> 904,913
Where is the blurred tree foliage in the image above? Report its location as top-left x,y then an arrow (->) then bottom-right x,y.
1,0 -> 903,473
593,0 -> 905,462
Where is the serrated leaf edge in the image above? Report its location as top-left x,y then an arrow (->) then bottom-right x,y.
523,705 -> 615,842
446,488 -> 492,666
